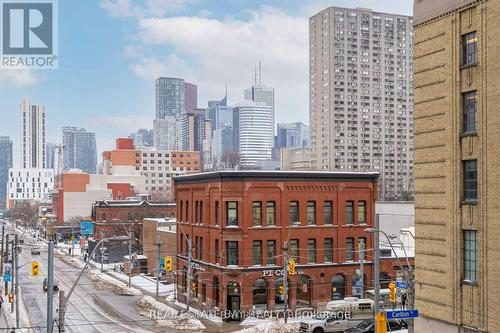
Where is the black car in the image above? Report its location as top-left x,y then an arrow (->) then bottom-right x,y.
43,278 -> 59,291
346,319 -> 405,333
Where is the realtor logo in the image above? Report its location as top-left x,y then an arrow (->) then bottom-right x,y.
1,0 -> 58,69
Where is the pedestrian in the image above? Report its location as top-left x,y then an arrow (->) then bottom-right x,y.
401,292 -> 407,310
0,295 -> 3,308
84,252 -> 88,262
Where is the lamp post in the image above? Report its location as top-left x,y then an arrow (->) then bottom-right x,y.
58,235 -> 130,332
283,221 -> 300,324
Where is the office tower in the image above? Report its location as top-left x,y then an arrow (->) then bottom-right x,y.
182,108 -> 209,152
62,127 -> 97,174
276,122 -> 310,149
233,100 -> 273,167
309,7 -> 414,200
185,82 -> 198,114
21,97 -> 46,168
207,91 -> 233,133
153,117 -> 181,150
130,129 -> 153,148
212,126 -> 234,164
155,77 -> 185,119
244,68 -> 275,142
0,137 -> 13,207
46,142 -> 56,169
413,1 -> 498,332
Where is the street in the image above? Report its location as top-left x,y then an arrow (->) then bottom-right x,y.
1,225 -> 162,332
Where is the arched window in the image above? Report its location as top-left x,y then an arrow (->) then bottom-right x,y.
252,278 -> 268,310
213,276 -> 220,307
380,272 -> 391,289
332,274 -> 345,300
275,278 -> 291,308
296,275 -> 312,307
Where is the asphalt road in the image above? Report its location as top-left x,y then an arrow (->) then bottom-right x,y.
7,225 -> 162,333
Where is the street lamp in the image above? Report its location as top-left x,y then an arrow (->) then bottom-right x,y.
366,225 -> 415,333
283,221 -> 300,324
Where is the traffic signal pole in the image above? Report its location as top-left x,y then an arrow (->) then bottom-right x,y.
47,240 -> 55,333
14,234 -> 19,329
283,240 -> 289,324
155,236 -> 161,301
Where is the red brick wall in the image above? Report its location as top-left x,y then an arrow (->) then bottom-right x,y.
107,183 -> 135,199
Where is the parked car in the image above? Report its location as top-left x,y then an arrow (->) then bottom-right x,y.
345,319 -> 405,333
43,278 -> 59,291
31,247 -> 40,255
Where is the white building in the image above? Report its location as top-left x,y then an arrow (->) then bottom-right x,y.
233,100 -> 273,167
7,168 -> 54,205
21,97 -> 47,168
153,116 -> 182,150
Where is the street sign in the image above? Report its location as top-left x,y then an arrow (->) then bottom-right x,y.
396,281 -> 409,289
4,263 -> 11,275
3,274 -> 11,282
386,310 -> 419,319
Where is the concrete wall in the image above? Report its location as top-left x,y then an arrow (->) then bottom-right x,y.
376,201 -> 414,237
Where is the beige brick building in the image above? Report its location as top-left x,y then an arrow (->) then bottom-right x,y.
413,0 -> 497,332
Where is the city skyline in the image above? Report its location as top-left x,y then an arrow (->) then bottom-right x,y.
0,1 -> 412,165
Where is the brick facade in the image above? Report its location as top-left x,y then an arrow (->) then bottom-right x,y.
174,171 -> 404,318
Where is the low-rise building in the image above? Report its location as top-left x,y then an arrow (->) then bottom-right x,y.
280,147 -> 311,171
141,218 -> 176,277
174,170 -> 403,316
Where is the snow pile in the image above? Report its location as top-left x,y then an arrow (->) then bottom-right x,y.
137,296 -> 205,331
55,251 -> 86,269
87,269 -> 142,296
236,318 -> 300,333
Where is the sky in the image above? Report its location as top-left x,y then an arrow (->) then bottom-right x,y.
0,0 -> 412,165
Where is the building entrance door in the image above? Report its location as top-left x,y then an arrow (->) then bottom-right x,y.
226,282 -> 241,321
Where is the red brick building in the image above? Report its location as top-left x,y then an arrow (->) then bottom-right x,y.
91,200 -> 176,242
174,171 -> 403,316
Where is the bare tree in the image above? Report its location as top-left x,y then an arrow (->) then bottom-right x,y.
219,151 -> 241,170
8,201 -> 39,227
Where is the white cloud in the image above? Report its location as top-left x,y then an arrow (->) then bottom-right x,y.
0,70 -> 38,88
100,0 -> 197,18
132,6 -> 309,123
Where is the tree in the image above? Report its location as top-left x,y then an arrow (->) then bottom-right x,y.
8,201 -> 39,227
219,151 -> 241,170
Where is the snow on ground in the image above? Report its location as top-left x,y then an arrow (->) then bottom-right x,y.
137,295 -> 205,331
235,318 -> 300,333
107,271 -> 174,295
87,269 -> 142,296
174,300 -> 223,323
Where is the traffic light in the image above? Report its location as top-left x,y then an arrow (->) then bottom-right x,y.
375,312 -> 387,333
31,261 -> 40,276
164,256 -> 173,271
389,282 -> 396,303
287,258 -> 296,275
191,282 -> 197,292
8,294 -> 14,303
279,285 -> 285,295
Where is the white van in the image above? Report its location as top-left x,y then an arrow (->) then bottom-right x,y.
299,297 -> 374,333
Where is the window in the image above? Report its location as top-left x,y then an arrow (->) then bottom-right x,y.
462,91 -> 477,134
252,202 -> 262,226
266,201 -> 276,226
463,160 -> 478,201
215,201 -> 219,225
463,230 -> 477,282
226,241 -> 238,266
185,201 -> 189,222
215,239 -> 220,262
200,201 -> 204,224
462,32 -> 477,66
179,201 -> 183,222
226,201 -> 238,226
267,240 -> 276,265
307,201 -> 316,225
357,201 -> 366,224
252,241 -> 262,265
346,201 -> 354,224
346,237 -> 354,261
290,201 -> 299,224
307,239 -> 316,263
202,283 -> 207,303
290,239 -> 299,262
324,238 -> 333,262
324,201 -> 333,224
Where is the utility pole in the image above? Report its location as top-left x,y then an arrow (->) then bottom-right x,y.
128,241 -> 132,288
100,245 -> 105,272
407,269 -> 415,333
186,239 -> 192,312
155,236 -> 161,301
47,239 -> 55,333
373,214 -> 381,332
1,225 -> 4,274
14,234 -> 19,329
283,240 -> 289,324
58,290 -> 65,332
359,239 -> 365,299
4,234 -> 9,295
